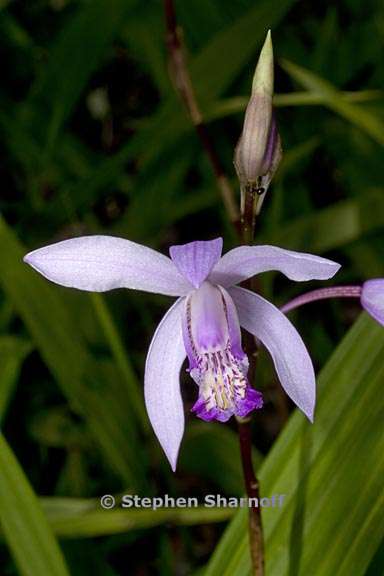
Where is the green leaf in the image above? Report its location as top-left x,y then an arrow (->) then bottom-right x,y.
0,217 -> 146,490
37,498 -> 234,538
181,423 -> 263,496
281,59 -> 384,146
261,187 -> 384,253
0,434 -> 71,576
22,0 -> 135,154
205,314 -> 384,575
89,293 -> 147,426
0,336 -> 31,422
190,0 -> 298,103
203,90 -> 383,122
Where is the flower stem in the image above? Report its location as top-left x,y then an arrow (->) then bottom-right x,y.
238,152 -> 264,573
237,417 -> 264,575
281,285 -> 362,314
162,0 -> 239,224
242,185 -> 258,244
237,326 -> 264,575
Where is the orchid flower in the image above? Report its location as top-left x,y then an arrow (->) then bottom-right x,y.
24,236 -> 340,470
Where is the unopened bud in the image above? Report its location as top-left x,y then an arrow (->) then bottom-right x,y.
234,30 -> 282,215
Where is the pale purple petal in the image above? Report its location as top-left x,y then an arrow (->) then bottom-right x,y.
230,286 -> 316,421
361,279 -> 384,326
24,235 -> 192,296
209,245 -> 341,287
169,238 -> 223,288
144,298 -> 186,471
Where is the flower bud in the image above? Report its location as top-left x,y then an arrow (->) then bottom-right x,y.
234,30 -> 282,215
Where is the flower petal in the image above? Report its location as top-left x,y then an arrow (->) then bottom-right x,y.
209,245 -> 340,287
144,298 -> 186,471
169,238 -> 223,288
361,279 -> 384,326
24,235 -> 192,296
230,286 -> 316,421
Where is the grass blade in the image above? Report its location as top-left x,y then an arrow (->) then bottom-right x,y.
0,217 -> 145,489
281,59 -> 384,146
0,434 -> 71,576
181,423 -> 263,496
24,0 -> 135,155
37,498 -> 234,538
90,293 -> 147,428
261,187 -> 384,253
0,336 -> 31,422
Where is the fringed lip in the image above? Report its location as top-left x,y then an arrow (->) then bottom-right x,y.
182,281 -> 262,422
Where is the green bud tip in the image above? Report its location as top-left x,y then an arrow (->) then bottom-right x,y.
252,30 -> 273,96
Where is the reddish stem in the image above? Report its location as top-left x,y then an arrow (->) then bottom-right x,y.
162,0 -> 238,223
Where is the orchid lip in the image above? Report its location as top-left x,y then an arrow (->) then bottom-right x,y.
183,281 -> 263,422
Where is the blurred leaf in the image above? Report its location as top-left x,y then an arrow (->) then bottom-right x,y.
21,0 -> 136,154
203,90 -> 383,122
0,336 -> 31,422
346,241 -> 384,278
205,314 -> 384,575
181,423 -> 263,496
123,2 -> 170,97
0,217 -> 146,490
0,11 -> 34,50
38,498 -> 234,538
190,0 -> 298,102
262,188 -> 384,253
0,434 -> 71,576
281,59 -> 384,146
30,406 -> 87,449
90,293 -> 147,426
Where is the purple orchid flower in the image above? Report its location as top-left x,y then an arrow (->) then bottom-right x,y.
24,236 -> 340,470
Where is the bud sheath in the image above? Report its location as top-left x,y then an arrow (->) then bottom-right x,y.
234,30 -> 282,218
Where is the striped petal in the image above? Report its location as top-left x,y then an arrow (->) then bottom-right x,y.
144,298 -> 186,471
230,286 -> 316,421
24,235 -> 192,296
210,245 -> 340,287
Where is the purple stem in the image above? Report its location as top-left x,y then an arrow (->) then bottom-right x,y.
281,285 -> 362,314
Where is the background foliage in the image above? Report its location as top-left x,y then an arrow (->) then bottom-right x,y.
0,0 -> 383,574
